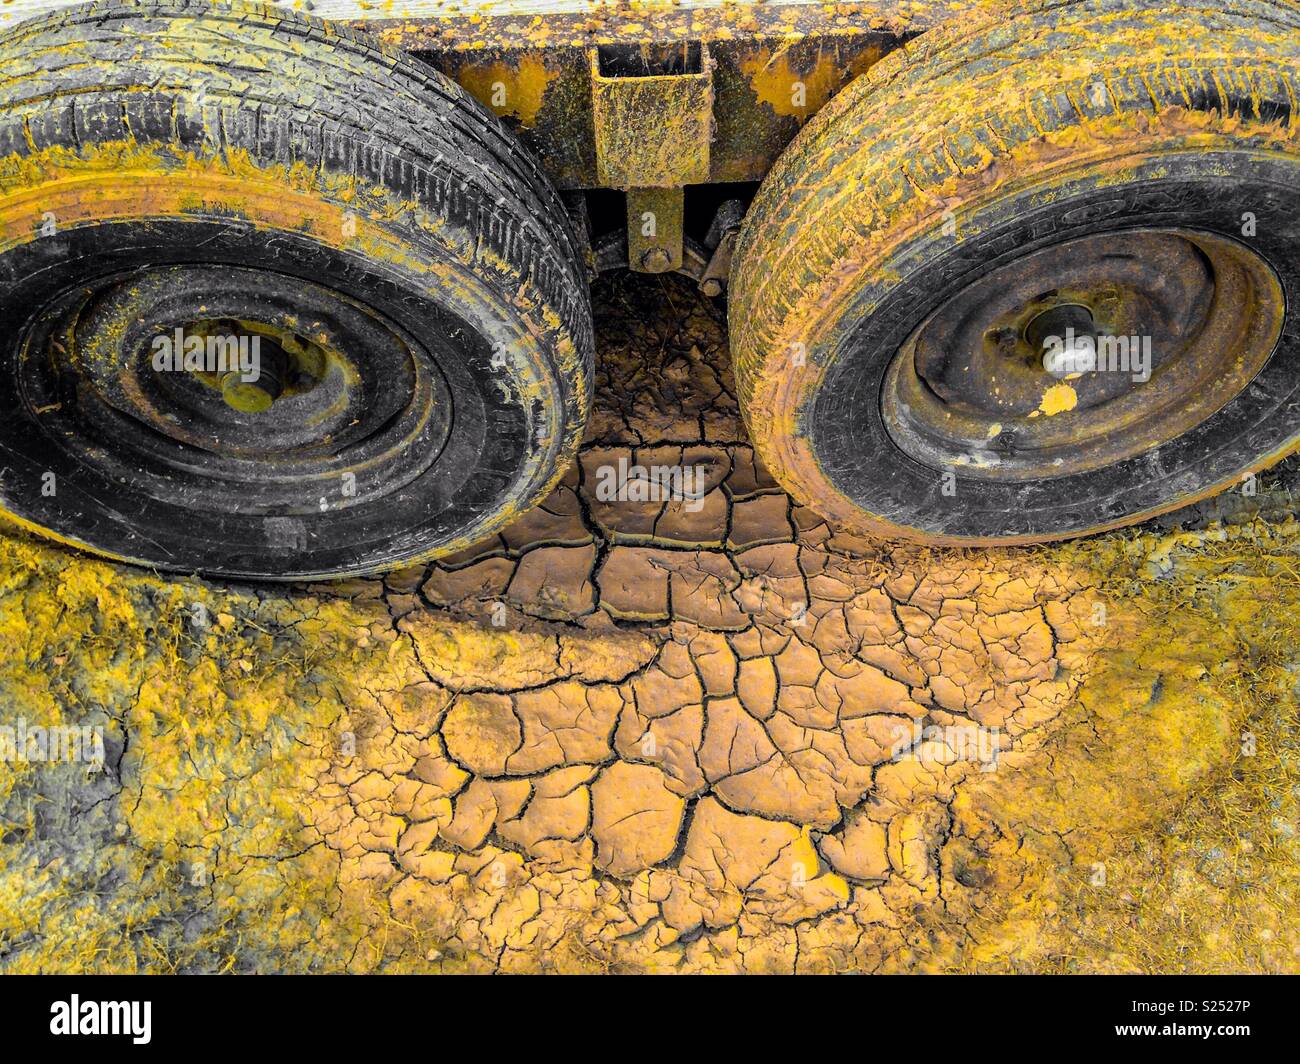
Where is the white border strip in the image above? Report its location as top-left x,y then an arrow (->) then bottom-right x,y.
0,0 -> 834,32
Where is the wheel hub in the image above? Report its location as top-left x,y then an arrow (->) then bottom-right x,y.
21,265 -> 454,515
882,229 -> 1285,479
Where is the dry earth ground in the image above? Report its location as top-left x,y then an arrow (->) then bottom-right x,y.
0,274 -> 1296,973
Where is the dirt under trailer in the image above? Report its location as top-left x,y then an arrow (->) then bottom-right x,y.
0,0 -> 1295,579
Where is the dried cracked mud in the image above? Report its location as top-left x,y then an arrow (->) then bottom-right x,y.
1,274 -> 1297,973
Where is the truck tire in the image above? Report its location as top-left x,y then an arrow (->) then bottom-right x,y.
0,0 -> 592,579
730,0 -> 1300,545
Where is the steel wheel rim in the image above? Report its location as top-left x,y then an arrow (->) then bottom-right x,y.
881,229 -> 1285,481
17,265 -> 454,516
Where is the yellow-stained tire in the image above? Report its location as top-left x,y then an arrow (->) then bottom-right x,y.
0,0 -> 592,579
730,0 -> 1300,545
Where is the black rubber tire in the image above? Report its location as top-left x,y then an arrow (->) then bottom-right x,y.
730,0 -> 1300,545
0,0 -> 592,580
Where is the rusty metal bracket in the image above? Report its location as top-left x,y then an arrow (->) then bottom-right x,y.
625,188 -> 684,274
591,42 -> 714,273
590,42 -> 714,189
380,7 -> 903,194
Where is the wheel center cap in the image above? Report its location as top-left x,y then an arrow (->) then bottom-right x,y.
1025,304 -> 1099,378
218,342 -> 289,413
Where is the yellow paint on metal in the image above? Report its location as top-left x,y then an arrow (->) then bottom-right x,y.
740,44 -> 874,120
455,51 -> 558,127
1036,382 -> 1078,416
